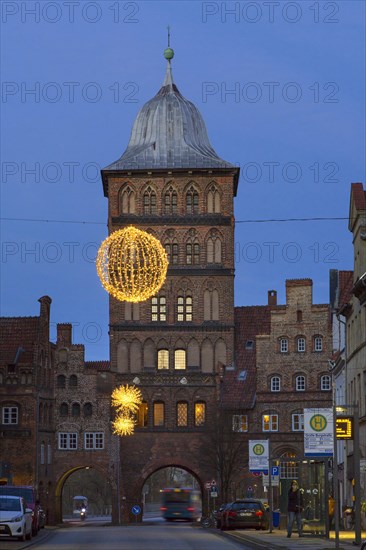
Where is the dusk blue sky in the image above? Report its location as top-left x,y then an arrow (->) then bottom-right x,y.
1,1 -> 365,360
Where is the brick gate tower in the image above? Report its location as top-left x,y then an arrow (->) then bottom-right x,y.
101,47 -> 240,521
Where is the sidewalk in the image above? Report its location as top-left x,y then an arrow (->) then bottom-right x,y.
224,528 -> 366,550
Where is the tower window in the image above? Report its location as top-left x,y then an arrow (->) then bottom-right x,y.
194,402 -> 206,426
143,186 -> 157,215
177,295 -> 193,322
177,402 -> 188,427
158,350 -> 169,370
152,296 -> 166,322
186,187 -> 199,214
174,350 -> 186,370
164,187 -> 178,214
153,402 -> 165,427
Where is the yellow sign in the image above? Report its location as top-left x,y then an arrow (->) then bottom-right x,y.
336,417 -> 353,439
310,414 -> 327,432
253,444 -> 265,455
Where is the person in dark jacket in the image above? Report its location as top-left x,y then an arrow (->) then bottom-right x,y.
287,480 -> 303,538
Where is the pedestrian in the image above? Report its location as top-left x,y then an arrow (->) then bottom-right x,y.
287,480 -> 303,538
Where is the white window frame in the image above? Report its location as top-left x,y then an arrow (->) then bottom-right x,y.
292,413 -> 304,431
297,337 -> 306,352
271,376 -> 281,392
314,336 -> 323,352
321,375 -> 331,391
58,432 -> 78,450
151,296 -> 166,322
232,414 -> 248,432
262,414 -> 278,432
280,338 -> 288,353
296,375 -> 306,391
2,406 -> 18,424
84,432 -> 104,450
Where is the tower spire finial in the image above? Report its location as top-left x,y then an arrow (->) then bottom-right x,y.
167,25 -> 170,48
164,25 -> 174,61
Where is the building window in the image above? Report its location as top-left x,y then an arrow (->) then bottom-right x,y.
207,185 -> 220,213
321,375 -> 331,391
186,240 -> 200,265
119,185 -> 135,214
292,413 -> 304,431
153,402 -> 165,427
85,432 -> 104,450
60,403 -> 68,416
57,374 -> 66,388
137,402 -> 148,427
40,443 -> 45,465
72,403 -> 80,416
195,402 -> 206,426
165,242 -> 179,265
280,451 -> 298,479
297,310 -> 303,322
245,340 -> 254,350
174,350 -> 186,370
2,406 -> 18,424
158,350 -> 169,370
186,186 -> 199,214
143,186 -> 157,215
207,236 -> 222,263
177,402 -> 188,427
58,432 -> 78,450
69,375 -> 77,387
232,414 -> 248,432
203,289 -> 219,321
125,302 -> 139,321
296,375 -> 305,391
297,337 -> 306,352
177,295 -> 193,322
280,338 -> 288,353
262,414 -> 278,431
83,403 -> 93,417
271,376 -> 281,392
47,443 -> 52,464
164,186 -> 178,214
152,296 -> 166,322
314,336 -> 323,352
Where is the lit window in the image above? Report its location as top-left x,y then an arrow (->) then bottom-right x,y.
152,296 -> 166,322
137,402 -> 148,427
271,376 -> 281,392
292,413 -> 304,431
262,414 -> 278,431
321,375 -> 331,391
280,338 -> 288,353
314,337 -> 323,352
158,350 -> 169,370
177,296 -> 192,322
2,406 -> 18,424
195,402 -> 206,426
58,432 -> 78,450
232,415 -> 248,432
177,402 -> 188,427
297,338 -> 306,352
85,432 -> 104,450
174,350 -> 186,370
153,402 -> 165,426
296,376 -> 305,391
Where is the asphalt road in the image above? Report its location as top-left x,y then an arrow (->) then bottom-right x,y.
1,523 -> 253,550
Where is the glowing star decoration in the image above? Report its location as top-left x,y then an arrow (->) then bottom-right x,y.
111,384 -> 143,414
96,226 -> 169,303
112,414 -> 135,437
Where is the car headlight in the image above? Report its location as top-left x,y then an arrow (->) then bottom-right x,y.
10,515 -> 23,523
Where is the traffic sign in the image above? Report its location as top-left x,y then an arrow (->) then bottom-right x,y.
205,482 -> 212,490
132,505 -> 141,515
272,466 -> 279,476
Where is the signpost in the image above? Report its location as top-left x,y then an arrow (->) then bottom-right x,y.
249,440 -> 269,473
304,408 -> 333,457
132,504 -> 141,524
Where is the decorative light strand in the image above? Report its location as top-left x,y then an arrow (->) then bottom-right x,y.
96,226 -> 168,303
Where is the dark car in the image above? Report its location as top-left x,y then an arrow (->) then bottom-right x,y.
214,503 -> 232,529
221,499 -> 269,531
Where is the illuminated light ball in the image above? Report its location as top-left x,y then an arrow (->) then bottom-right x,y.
111,384 -> 143,414
96,226 -> 169,303
112,414 -> 136,437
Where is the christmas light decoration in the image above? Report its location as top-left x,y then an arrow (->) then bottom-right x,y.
111,384 -> 143,414
96,226 -> 169,303
112,414 -> 135,437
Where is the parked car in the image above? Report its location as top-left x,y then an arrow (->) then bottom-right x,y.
0,485 -> 39,535
221,499 -> 269,531
214,503 -> 232,529
0,495 -> 33,541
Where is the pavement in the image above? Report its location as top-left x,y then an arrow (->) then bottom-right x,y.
223,528 -> 366,550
